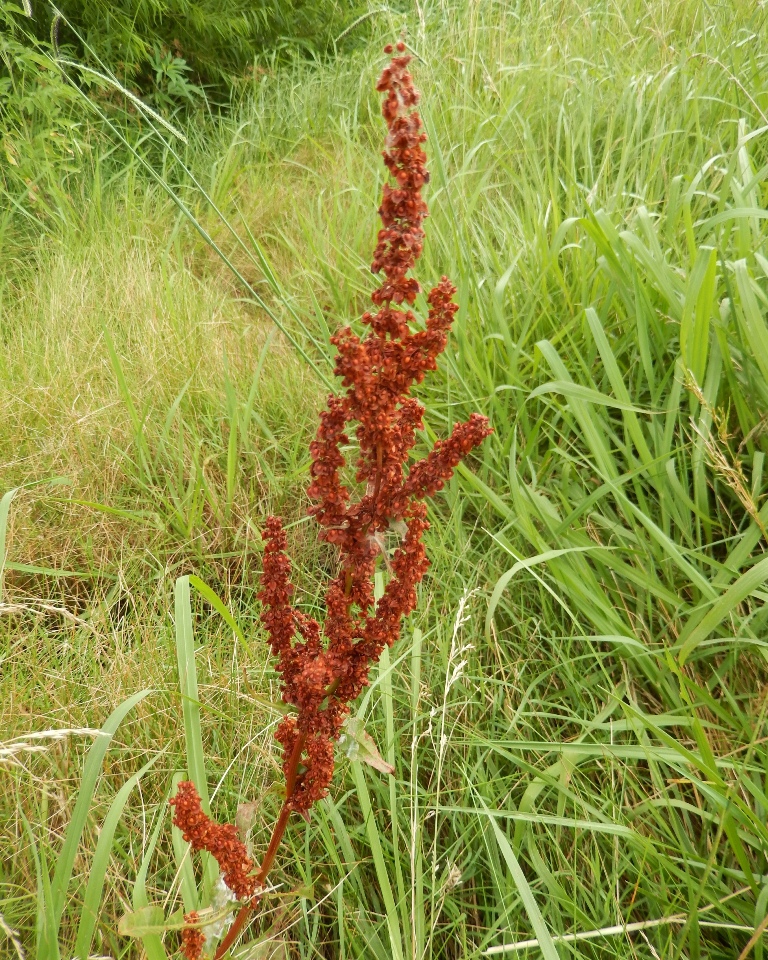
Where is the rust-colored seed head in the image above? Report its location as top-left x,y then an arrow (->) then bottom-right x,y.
166,46 -> 491,959
169,781 -> 257,902
180,913 -> 205,960
258,46 -> 492,814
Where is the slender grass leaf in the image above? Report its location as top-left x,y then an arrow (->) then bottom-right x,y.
74,750 -> 165,959
0,488 -> 18,602
477,795 -> 561,960
678,554 -> 768,662
50,689 -> 151,932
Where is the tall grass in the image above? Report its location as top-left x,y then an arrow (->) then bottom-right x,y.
4,0 -> 768,956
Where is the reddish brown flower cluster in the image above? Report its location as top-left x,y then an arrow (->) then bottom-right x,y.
259,43 -> 492,814
166,47 -> 491,960
180,913 -> 204,960
170,780 -> 258,902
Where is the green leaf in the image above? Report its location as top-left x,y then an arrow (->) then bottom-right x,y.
118,905 -> 167,939
733,259 -> 768,385
678,554 -> 768,663
50,690 -> 151,935
350,762 -> 404,960
528,380 -> 654,413
118,905 -> 186,938
477,795 -> 561,960
175,576 -> 208,808
680,245 -> 716,383
74,750 -> 165,959
486,546 -> 607,641
339,716 -> 395,776
189,574 -> 249,654
0,487 -> 18,602
173,577 -> 217,901
132,792 -> 172,960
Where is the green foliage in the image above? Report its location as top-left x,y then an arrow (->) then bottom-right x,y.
50,0 -> 366,93
0,0 -> 377,256
17,691 -> 154,960
0,2 -> 81,215
145,44 -> 204,110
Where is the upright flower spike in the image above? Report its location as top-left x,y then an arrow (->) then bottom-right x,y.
169,45 -> 492,960
260,41 -> 492,815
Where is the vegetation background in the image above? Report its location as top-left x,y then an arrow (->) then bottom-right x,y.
4,0 -> 768,957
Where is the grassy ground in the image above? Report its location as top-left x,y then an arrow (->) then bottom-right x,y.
4,0 -> 768,956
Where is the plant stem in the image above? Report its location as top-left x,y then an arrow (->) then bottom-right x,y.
212,901 -> 253,960
256,798 -> 294,883
215,479 -> 363,960
212,674 -> 343,958
212,734 -> 304,959
283,729 -> 307,799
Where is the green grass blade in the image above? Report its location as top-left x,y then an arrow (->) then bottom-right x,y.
132,790 -> 172,960
527,380 -> 653,414
20,805 -> 59,960
174,575 -> 208,807
733,259 -> 768,385
50,689 -> 151,933
350,761 -> 405,960
174,576 -> 217,900
0,487 -> 18,602
73,749 -> 164,959
680,245 -> 716,383
188,574 -> 249,654
678,553 -> 768,663
477,795 -> 561,960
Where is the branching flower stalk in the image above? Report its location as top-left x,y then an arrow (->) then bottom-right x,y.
169,42 -> 491,959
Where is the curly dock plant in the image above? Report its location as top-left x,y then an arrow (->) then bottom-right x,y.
169,43 -> 491,959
